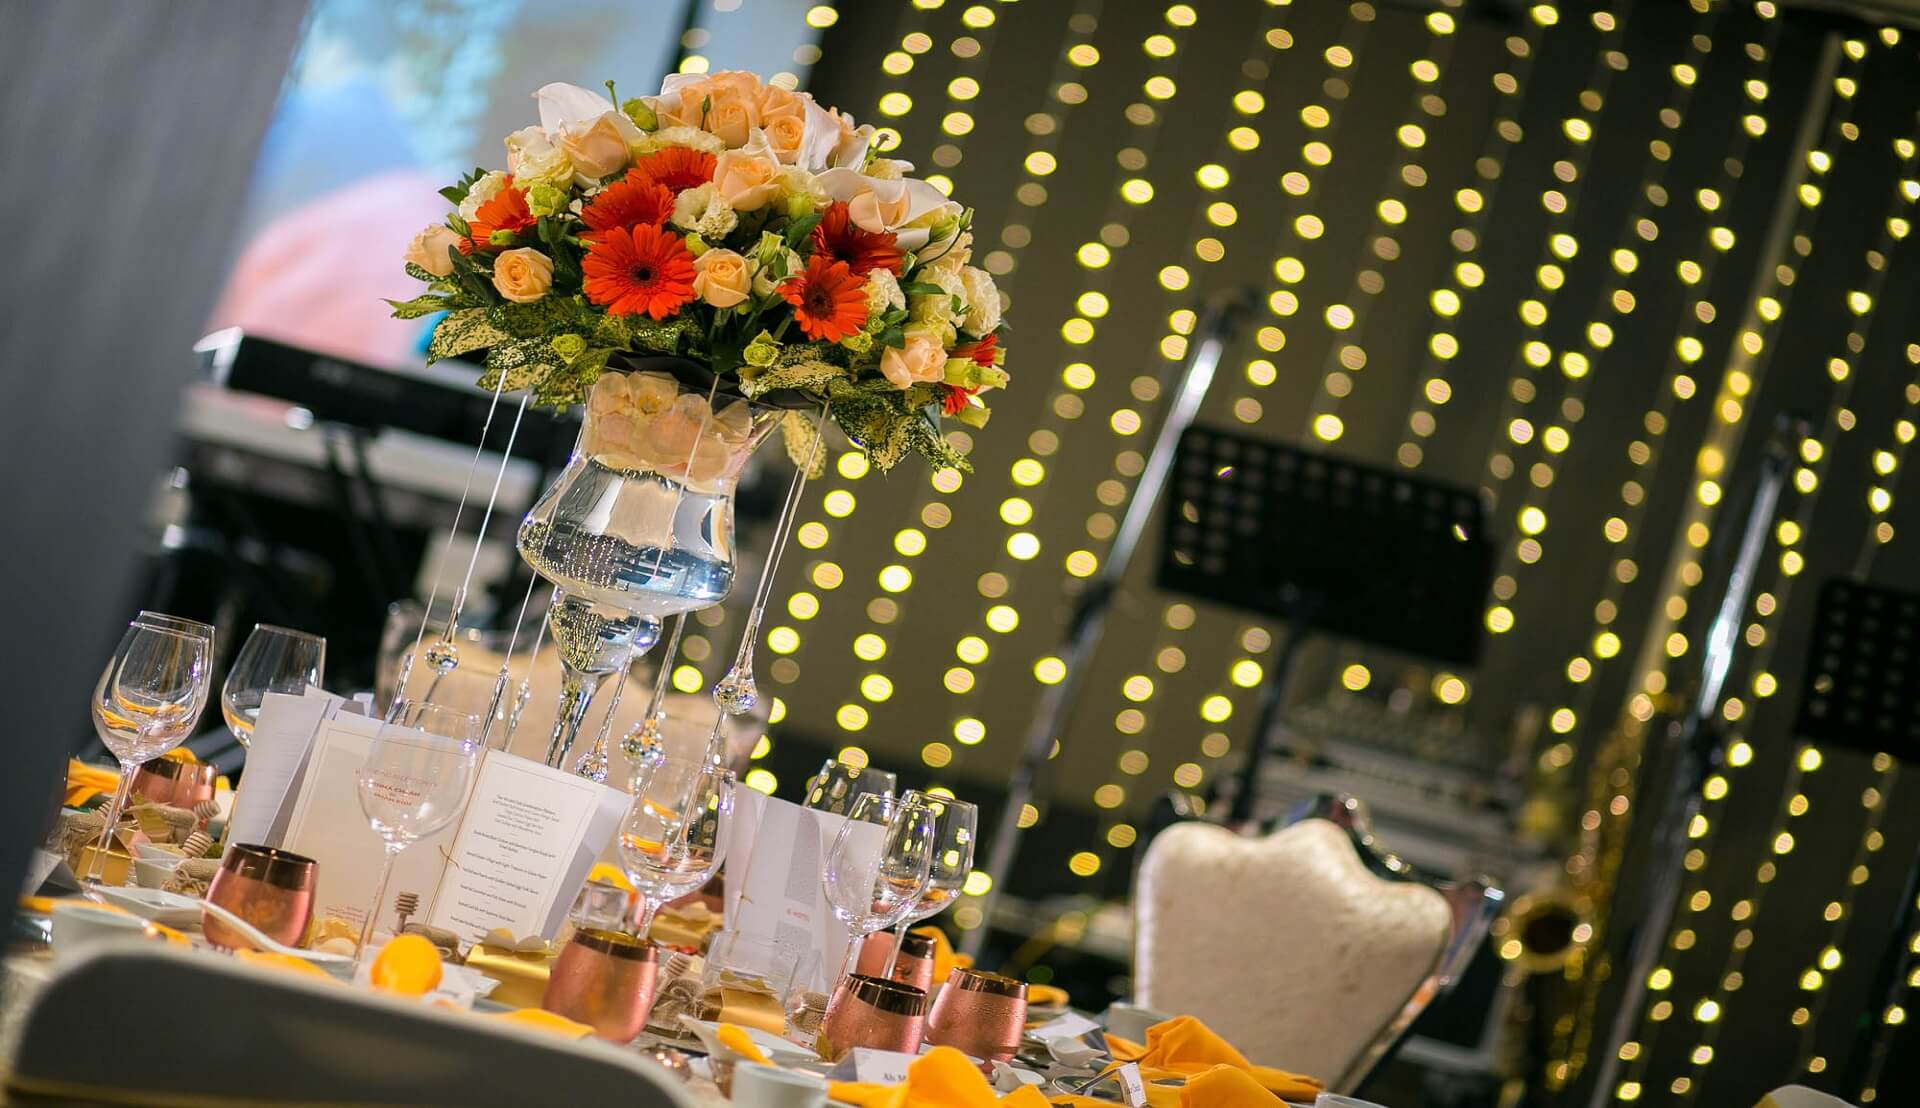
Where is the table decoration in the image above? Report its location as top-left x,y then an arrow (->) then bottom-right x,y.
463,927 -> 558,1008
200,843 -> 318,951
390,72 -> 1013,770
825,1044 -> 1051,1107
129,758 -> 217,811
815,973 -> 927,1061
541,926 -> 660,1043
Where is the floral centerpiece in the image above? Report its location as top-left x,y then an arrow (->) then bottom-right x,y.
392,74 -> 1008,472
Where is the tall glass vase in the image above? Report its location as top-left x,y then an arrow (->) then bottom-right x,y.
517,356 -> 788,768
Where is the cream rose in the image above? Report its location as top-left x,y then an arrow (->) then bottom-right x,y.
763,113 -> 808,164
757,84 -> 806,125
459,171 -> 508,220
712,137 -> 784,212
959,266 -> 1002,336
491,248 -> 554,304
693,249 -> 752,309
814,168 -> 959,249
558,112 -> 634,180
880,326 -> 951,390
405,225 -> 463,277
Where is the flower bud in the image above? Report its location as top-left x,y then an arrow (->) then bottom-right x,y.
954,404 -> 991,429
684,232 -> 710,257
526,183 -> 569,218
621,98 -> 658,130
488,229 -> 517,247
550,333 -> 587,361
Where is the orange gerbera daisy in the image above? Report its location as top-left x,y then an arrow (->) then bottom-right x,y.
462,178 -> 537,252
631,148 -> 717,193
582,224 -> 697,320
582,175 -> 674,237
779,255 -> 869,342
810,201 -> 905,277
952,333 -> 999,366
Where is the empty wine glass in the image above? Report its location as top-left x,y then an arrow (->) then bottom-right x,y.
353,699 -> 481,965
618,757 -> 735,942
882,792 -> 976,977
221,624 -> 326,748
822,792 -> 935,984
88,614 -> 214,885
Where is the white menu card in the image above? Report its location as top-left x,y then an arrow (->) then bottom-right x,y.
280,713 -> 628,945
727,792 -> 879,992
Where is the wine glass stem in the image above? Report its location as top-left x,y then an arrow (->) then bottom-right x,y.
356,842 -> 405,969
882,920 -> 911,980
87,761 -> 139,885
631,892 -> 662,941
836,928 -> 867,985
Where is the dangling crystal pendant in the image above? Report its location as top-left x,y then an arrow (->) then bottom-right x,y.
621,614 -> 687,768
711,646 -> 759,717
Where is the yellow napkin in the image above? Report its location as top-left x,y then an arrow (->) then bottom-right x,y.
586,862 -> 633,892
488,1008 -> 595,1038
830,1045 -> 1029,1108
913,925 -> 973,984
64,760 -> 119,808
716,1023 -> 773,1065
1026,984 -> 1069,1009
1106,1016 -> 1322,1103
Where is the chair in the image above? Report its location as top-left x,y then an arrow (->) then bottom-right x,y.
1133,794 -> 1501,1093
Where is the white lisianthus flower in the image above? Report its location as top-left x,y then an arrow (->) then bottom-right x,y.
917,230 -> 972,276
864,269 -> 906,316
633,126 -> 727,157
504,127 -> 573,189
458,171 -> 509,220
752,247 -> 805,298
669,183 -> 739,239
959,266 -> 1002,336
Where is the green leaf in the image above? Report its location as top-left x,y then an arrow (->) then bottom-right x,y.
446,248 -> 496,305
487,297 -> 576,339
590,313 -> 634,349
427,308 -> 511,364
781,410 -> 828,478
876,326 -> 905,350
404,262 -> 438,284
386,293 -> 454,320
628,316 -> 694,355
537,217 -> 582,287
783,212 -> 822,248
476,336 -> 563,395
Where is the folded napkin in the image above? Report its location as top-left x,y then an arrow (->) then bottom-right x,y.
1026,984 -> 1070,1009
462,929 -> 556,1008
830,1045 -> 1038,1108
585,862 -> 633,892
1106,1016 -> 1322,1103
64,761 -> 119,808
1046,1064 -> 1282,1108
913,925 -> 972,984
716,1023 -> 772,1065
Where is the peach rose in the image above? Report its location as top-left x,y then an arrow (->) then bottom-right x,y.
693,249 -> 751,309
405,225 -> 462,277
757,83 -> 807,125
558,112 -> 633,180
491,248 -> 554,304
712,143 -> 783,211
880,326 -> 949,390
763,113 -> 808,164
659,71 -> 763,145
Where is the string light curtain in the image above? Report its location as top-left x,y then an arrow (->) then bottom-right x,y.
767,3 -> 1920,1101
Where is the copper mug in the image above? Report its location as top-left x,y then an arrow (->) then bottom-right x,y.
202,844 -> 316,950
816,973 -> 928,1061
925,968 -> 1028,1063
131,758 -> 218,810
853,929 -> 936,993
543,928 -> 660,1043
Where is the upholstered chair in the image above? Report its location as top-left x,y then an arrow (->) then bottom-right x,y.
1133,795 -> 1499,1092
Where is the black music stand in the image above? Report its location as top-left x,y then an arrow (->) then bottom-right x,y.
1805,581 -> 1920,1093
1157,427 -> 1495,823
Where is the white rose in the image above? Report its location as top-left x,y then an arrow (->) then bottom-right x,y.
405,225 -> 462,277
458,171 -> 508,221
670,184 -> 740,241
959,266 -> 1001,336
504,127 -> 573,189
864,269 -> 905,316
813,167 -> 960,249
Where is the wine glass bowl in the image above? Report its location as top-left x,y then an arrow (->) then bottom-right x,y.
352,699 -> 481,962
821,793 -> 935,984
220,624 -> 326,749
617,757 -> 734,941
88,614 -> 214,884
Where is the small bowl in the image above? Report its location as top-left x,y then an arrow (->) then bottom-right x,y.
132,856 -> 186,889
51,902 -> 147,965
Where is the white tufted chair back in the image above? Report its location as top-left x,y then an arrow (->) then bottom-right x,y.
1134,808 -> 1487,1091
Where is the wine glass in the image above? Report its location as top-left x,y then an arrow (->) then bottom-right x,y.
618,757 -> 735,940
353,699 -> 481,965
221,624 -> 326,748
882,792 -> 976,977
822,793 -> 935,984
88,615 -> 214,884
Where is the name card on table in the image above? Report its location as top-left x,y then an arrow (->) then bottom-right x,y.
826,1048 -> 920,1086
726,792 -> 881,993
1115,1063 -> 1148,1107
282,714 -> 628,945
1028,1011 -> 1101,1041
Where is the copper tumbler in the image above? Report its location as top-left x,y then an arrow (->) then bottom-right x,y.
543,928 -> 660,1043
853,929 -> 936,993
202,844 -> 316,951
925,968 -> 1027,1063
132,758 -> 218,810
816,973 -> 929,1061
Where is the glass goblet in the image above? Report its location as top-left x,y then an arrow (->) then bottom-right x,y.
618,757 -> 734,941
353,699 -> 481,966
221,624 -> 326,749
88,615 -> 214,885
822,792 -> 934,985
882,792 -> 976,977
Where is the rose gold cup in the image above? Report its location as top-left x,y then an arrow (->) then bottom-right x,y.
202,844 -> 316,951
816,973 -> 929,1061
925,968 -> 1028,1063
131,758 -> 219,810
854,929 -> 936,993
542,928 -> 661,1043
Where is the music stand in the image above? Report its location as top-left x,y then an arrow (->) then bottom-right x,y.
1804,580 -> 1920,1093
1157,427 -> 1495,822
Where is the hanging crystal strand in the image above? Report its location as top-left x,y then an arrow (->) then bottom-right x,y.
481,573 -> 552,751
396,369 -> 515,702
572,643 -> 636,782
620,613 -> 687,770
710,403 -> 829,719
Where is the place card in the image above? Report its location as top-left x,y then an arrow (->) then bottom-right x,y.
1027,1011 -> 1101,1041
826,1047 -> 919,1085
1115,1062 -> 1147,1107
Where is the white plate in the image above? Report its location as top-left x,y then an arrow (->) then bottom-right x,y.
680,1017 -> 816,1065
91,886 -> 204,928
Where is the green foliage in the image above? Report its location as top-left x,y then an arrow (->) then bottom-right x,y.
476,337 -> 563,394
780,409 -> 828,478
428,309 -> 512,364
